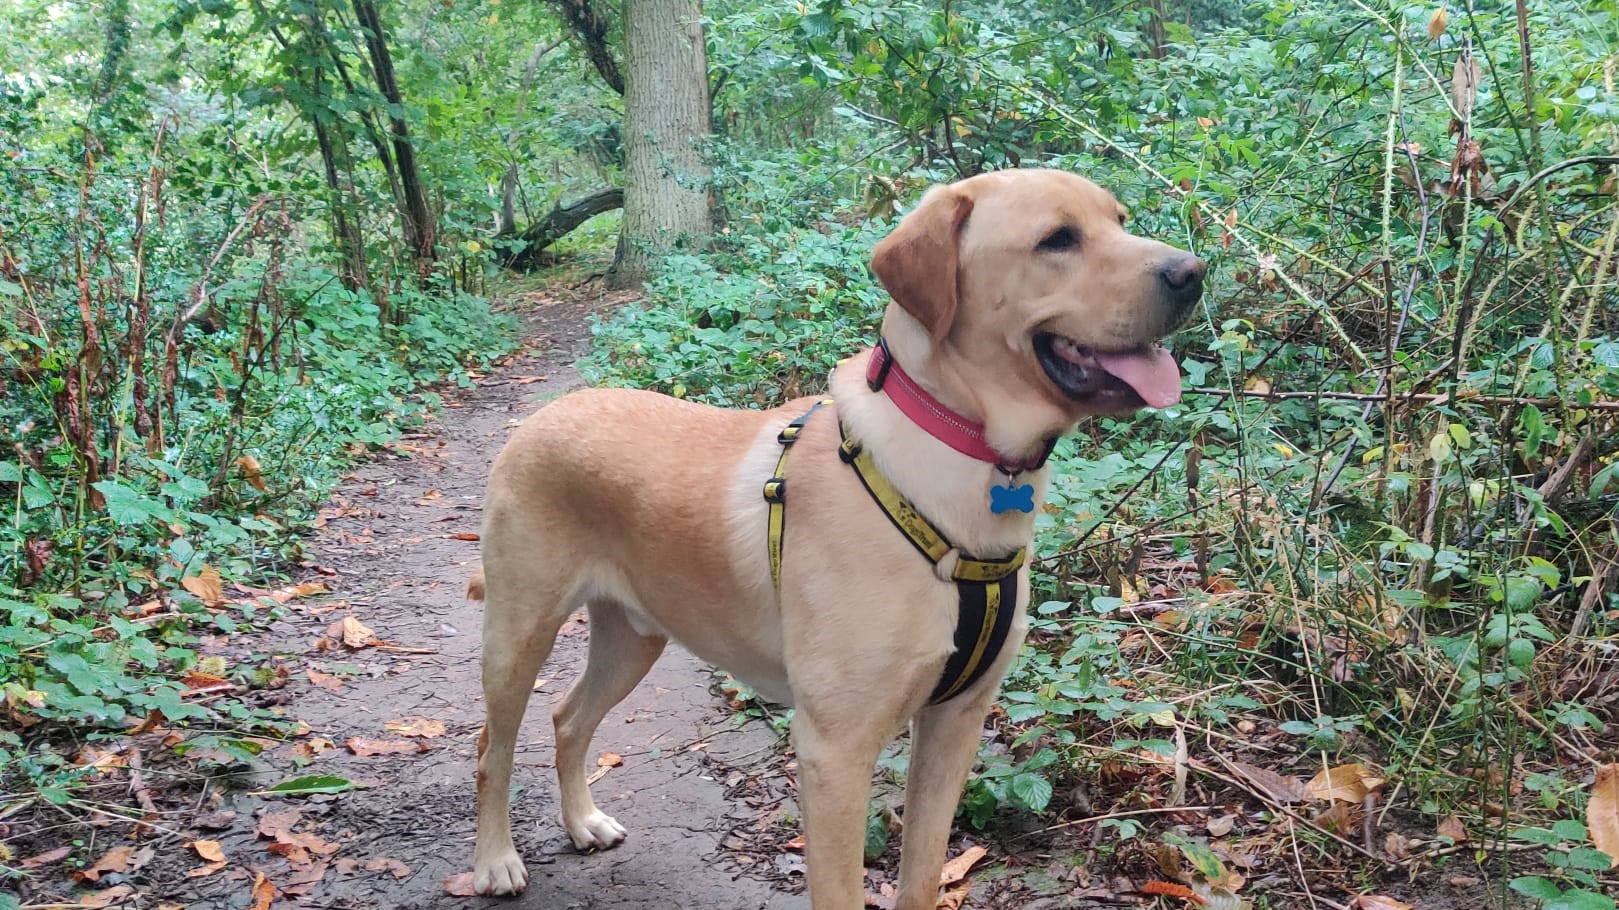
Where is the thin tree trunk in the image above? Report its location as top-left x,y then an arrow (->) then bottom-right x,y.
608,0 -> 712,290
352,0 -> 436,273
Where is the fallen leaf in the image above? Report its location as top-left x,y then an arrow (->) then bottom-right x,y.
257,806 -> 305,840
864,882 -> 897,909
81,885 -> 135,908
79,845 -> 136,882
325,614 -> 377,648
346,737 -> 429,757
444,871 -> 478,896
939,845 -> 988,886
937,880 -> 972,910
251,871 -> 277,910
255,774 -> 356,796
444,532 -> 480,541
1590,762 -> 1619,868
783,835 -> 806,852
586,750 -> 626,785
307,668 -> 345,692
1206,814 -> 1236,837
266,581 -> 327,604
280,859 -> 331,896
364,856 -> 411,880
194,809 -> 237,830
187,860 -> 228,878
1437,814 -> 1466,843
1353,896 -> 1416,910
190,839 -> 226,863
384,717 -> 447,738
237,455 -> 268,491
1306,763 -> 1385,803
180,671 -> 233,696
1230,761 -> 1309,803
20,845 -> 72,868
182,566 -> 225,606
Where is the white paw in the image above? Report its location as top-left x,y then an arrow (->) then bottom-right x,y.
473,849 -> 529,896
564,809 -> 627,851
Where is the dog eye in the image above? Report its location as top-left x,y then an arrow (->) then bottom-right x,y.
1037,226 -> 1079,252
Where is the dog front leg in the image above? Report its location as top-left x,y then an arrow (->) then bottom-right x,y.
793,711 -> 887,909
891,689 -> 998,910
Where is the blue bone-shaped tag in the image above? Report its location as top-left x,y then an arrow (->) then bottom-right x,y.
990,483 -> 1035,514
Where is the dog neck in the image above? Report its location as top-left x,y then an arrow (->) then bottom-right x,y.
830,348 -> 1045,557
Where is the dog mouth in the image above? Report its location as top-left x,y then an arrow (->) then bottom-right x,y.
1032,333 -> 1183,410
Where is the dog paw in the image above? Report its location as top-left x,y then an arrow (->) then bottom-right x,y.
565,809 -> 627,851
473,851 -> 529,896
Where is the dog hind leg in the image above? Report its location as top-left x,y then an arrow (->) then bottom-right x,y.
472,558 -> 572,896
553,598 -> 667,850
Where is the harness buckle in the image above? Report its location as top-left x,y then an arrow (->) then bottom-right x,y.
866,338 -> 895,392
763,477 -> 786,503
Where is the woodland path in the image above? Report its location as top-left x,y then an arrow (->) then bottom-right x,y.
158,291 -> 808,909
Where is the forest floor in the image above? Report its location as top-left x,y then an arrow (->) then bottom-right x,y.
10,286 -> 1515,910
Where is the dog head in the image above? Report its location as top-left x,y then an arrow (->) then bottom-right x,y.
871,169 -> 1205,452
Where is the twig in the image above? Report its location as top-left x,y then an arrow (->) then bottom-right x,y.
1186,386 -> 1619,412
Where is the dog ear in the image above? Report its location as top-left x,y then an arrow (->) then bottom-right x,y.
870,185 -> 974,339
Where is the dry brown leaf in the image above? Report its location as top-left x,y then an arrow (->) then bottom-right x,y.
1314,802 -> 1357,836
186,860 -> 228,878
1452,52 -> 1481,122
21,845 -> 72,868
1306,763 -> 1385,803
267,581 -> 327,604
1206,814 -> 1236,837
256,806 -> 304,841
180,671 -> 232,696
937,879 -> 973,910
598,751 -> 625,767
864,882 -> 897,909
81,885 -> 135,908
1426,7 -> 1448,40
79,845 -> 136,882
385,717 -> 447,738
182,567 -> 225,606
237,455 -> 268,491
307,668 -> 345,692
1353,896 -> 1416,910
939,845 -> 988,886
783,835 -> 806,852
190,839 -> 226,863
346,736 -> 429,757
1437,814 -> 1466,843
251,871 -> 277,910
445,532 -> 481,541
444,871 -> 478,896
1589,762 -> 1619,869
364,856 -> 412,880
1230,761 -> 1309,803
325,614 -> 378,648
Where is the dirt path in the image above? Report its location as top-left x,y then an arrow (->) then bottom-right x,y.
154,293 -> 807,909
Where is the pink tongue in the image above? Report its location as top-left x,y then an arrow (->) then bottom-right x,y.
1093,346 -> 1183,407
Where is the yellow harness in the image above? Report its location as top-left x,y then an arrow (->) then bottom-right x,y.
763,400 -> 1026,705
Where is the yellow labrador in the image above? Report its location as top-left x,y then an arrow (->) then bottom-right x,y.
469,168 -> 1205,908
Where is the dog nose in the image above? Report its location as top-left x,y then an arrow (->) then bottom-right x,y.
1159,255 -> 1207,295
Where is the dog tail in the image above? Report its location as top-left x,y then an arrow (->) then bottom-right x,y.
466,564 -> 486,602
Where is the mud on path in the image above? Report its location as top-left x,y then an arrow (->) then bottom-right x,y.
149,292 -> 808,909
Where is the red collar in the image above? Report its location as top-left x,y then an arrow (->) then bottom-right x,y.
865,340 -> 1055,474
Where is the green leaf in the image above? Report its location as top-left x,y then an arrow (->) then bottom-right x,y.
1552,818 -> 1588,841
0,461 -> 21,482
1545,890 -> 1619,910
1162,831 -> 1227,881
93,480 -> 171,525
1565,847 -> 1617,871
1510,876 -> 1564,900
256,774 -> 357,796
1009,772 -> 1053,812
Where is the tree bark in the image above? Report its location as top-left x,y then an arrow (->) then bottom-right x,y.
504,187 -> 625,269
352,0 -> 437,271
608,0 -> 712,290
549,0 -> 624,95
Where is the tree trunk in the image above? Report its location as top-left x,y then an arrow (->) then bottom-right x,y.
608,0 -> 712,290
352,0 -> 437,273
